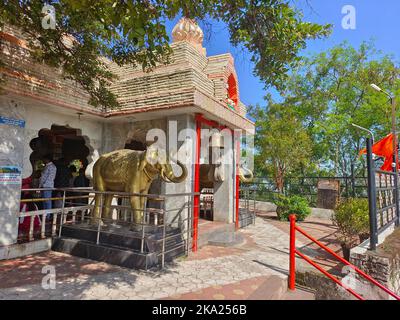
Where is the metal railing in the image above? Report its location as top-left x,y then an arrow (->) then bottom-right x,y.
247,175 -> 368,206
18,187 -> 199,269
365,135 -> 400,250
374,170 -> 399,231
19,187 -> 92,242
289,214 -> 400,300
238,185 -> 256,228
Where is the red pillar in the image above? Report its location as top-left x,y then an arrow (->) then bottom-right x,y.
289,214 -> 296,290
235,135 -> 240,230
192,115 -> 201,252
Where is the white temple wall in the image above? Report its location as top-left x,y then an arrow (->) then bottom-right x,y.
0,94 -> 103,245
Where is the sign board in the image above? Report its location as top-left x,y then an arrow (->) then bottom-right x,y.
0,116 -> 25,128
0,166 -> 22,185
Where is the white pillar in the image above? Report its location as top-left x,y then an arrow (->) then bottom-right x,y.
0,96 -> 25,245
162,115 -> 196,232
213,133 -> 234,223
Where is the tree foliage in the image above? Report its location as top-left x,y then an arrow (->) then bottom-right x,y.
0,0 -> 331,109
282,41 -> 400,176
252,41 -> 400,187
249,102 -> 313,192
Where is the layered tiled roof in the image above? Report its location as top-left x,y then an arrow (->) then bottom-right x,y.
0,21 -> 253,130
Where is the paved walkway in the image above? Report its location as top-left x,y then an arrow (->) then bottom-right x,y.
257,211 -> 343,273
0,217 -> 326,300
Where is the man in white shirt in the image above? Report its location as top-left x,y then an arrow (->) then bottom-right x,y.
39,154 -> 57,213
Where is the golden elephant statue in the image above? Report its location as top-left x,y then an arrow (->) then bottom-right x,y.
92,148 -> 187,226
199,164 -> 253,189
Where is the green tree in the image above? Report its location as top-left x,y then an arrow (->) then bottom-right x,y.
249,102 -> 313,192
0,0 -> 331,109
282,41 -> 400,176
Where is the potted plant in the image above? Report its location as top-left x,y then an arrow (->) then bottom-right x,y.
274,194 -> 311,221
332,198 -> 370,260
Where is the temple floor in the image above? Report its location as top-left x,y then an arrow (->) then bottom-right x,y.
0,215 -> 340,300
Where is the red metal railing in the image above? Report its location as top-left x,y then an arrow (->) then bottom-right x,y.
289,214 -> 400,300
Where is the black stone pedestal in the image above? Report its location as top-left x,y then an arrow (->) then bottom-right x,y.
52,223 -> 186,270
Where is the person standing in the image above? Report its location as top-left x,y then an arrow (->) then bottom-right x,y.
39,154 -> 57,214
54,158 -> 71,208
73,168 -> 90,205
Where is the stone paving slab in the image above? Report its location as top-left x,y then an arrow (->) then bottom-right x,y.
0,217 -> 319,300
163,275 -> 286,300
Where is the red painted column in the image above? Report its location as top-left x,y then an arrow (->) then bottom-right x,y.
289,214 -> 296,290
192,115 -> 201,252
235,134 -> 240,230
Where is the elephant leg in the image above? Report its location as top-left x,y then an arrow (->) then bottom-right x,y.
103,194 -> 114,222
92,163 -> 105,224
92,194 -> 102,224
129,196 -> 143,228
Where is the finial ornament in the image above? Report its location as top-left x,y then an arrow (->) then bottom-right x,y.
172,17 -> 205,54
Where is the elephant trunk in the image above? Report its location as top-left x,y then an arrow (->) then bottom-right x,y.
161,160 -> 188,183
239,167 -> 253,183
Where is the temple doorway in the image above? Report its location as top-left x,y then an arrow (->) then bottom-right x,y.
29,125 -> 91,188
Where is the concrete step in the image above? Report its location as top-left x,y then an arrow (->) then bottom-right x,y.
52,223 -> 186,270
248,275 -> 288,300
52,237 -> 186,270
52,237 -> 157,269
60,223 -> 183,253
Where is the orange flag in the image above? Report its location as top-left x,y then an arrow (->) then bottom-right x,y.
359,133 -> 397,171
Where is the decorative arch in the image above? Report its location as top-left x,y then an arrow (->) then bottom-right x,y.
27,124 -> 94,181
227,73 -> 238,110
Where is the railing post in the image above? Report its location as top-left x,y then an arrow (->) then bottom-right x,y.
161,200 -> 166,269
51,211 -> 57,236
186,198 -> 191,256
96,193 -> 103,245
141,198 -> 147,253
289,214 -> 296,291
58,190 -> 66,237
351,162 -> 356,197
253,188 -> 256,225
366,137 -> 378,250
29,214 -> 34,242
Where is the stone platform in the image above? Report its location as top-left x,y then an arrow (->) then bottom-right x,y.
52,223 -> 185,270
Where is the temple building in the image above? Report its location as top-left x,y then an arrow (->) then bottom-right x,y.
0,18 -> 254,258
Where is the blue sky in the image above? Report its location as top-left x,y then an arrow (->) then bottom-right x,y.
165,1 -> 400,108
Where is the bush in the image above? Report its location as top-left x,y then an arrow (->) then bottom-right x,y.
275,194 -> 311,221
332,198 -> 370,249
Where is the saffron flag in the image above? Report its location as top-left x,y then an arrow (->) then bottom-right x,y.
359,133 -> 398,171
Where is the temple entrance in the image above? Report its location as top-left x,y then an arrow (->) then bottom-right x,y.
29,125 -> 91,188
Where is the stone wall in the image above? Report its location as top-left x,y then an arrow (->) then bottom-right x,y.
350,249 -> 400,299
296,271 -> 356,300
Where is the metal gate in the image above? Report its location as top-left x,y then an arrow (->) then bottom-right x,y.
366,137 -> 400,250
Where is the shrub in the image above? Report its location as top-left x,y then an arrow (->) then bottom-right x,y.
275,194 -> 311,221
332,198 -> 370,249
